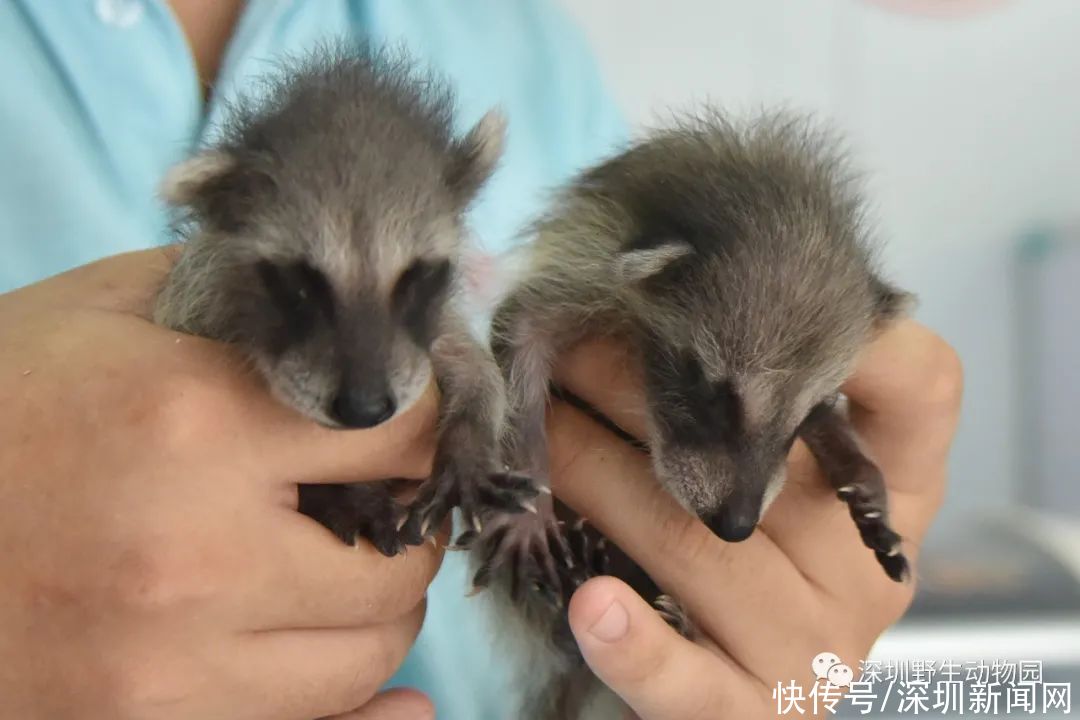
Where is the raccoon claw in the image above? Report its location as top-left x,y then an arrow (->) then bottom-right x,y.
298,482 -> 407,558
839,480 -> 910,583
653,594 -> 695,639
469,508 -> 571,603
567,518 -> 611,575
365,525 -> 406,558
859,521 -> 910,582
343,499 -> 406,558
802,405 -> 912,584
502,516 -> 611,609
551,518 -> 611,607
446,529 -> 479,551
399,467 -> 540,547
476,472 -> 542,515
876,548 -> 911,583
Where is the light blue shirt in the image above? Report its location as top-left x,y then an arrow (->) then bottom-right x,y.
1,1 -> 626,717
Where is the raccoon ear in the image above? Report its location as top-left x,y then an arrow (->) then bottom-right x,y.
446,108 -> 506,205
160,150 -> 276,231
159,151 -> 237,207
871,275 -> 916,326
615,240 -> 694,283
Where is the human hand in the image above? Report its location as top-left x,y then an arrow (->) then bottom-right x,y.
0,249 -> 440,720
545,320 -> 961,719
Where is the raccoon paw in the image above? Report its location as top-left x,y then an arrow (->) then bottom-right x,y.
874,544 -> 910,584
653,594 -> 696,639
468,508 -> 574,604
399,460 -> 539,546
298,480 -> 408,557
861,519 -> 910,583
554,518 -> 612,607
835,481 -> 910,583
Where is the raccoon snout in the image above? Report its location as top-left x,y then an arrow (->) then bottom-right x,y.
330,383 -> 396,429
703,495 -> 762,543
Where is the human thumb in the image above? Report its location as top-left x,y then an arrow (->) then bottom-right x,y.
569,576 -> 737,719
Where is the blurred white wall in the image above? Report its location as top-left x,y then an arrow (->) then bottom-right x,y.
560,0 -> 1080,523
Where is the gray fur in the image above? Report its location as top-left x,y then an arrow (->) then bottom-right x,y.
493,110 -> 909,518
477,109 -> 912,719
156,42 -> 503,423
155,41 -> 530,553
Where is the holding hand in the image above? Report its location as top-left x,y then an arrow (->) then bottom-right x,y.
0,250 -> 440,720
548,320 -> 961,719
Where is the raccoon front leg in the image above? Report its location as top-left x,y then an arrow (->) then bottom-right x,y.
399,311 -> 539,546
468,305 -> 577,596
798,400 -> 910,582
298,480 -> 408,557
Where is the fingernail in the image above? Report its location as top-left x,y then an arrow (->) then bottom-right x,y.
588,599 -> 629,642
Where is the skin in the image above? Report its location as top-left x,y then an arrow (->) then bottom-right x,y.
0,251 -> 959,720
551,324 -> 961,718
0,249 -> 440,720
167,0 -> 245,95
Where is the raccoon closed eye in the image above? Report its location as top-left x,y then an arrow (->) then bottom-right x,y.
678,353 -> 740,425
656,351 -> 744,445
255,260 -> 335,321
701,378 -> 743,437
392,258 -> 452,339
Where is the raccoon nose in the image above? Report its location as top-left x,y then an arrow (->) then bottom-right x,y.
330,388 -> 396,429
704,506 -> 758,543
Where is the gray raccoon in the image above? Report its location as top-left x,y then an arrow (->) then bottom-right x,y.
154,41 -> 536,555
469,110 -> 913,719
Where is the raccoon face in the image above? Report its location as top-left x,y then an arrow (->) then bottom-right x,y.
641,341 -> 811,542
159,154 -> 460,429
624,238 -> 903,542
243,254 -> 452,429
159,108 -> 506,428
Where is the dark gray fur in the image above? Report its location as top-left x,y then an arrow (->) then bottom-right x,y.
154,41 -> 536,554
470,110 -> 913,719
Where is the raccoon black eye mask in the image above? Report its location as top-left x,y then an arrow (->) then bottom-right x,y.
153,40 -> 538,556
464,110 -> 912,720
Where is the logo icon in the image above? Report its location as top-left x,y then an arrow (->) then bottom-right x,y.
811,652 -> 842,681
827,663 -> 854,688
811,651 -> 854,688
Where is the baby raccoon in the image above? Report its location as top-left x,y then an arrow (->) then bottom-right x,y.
470,110 -> 912,719
154,42 -> 536,555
